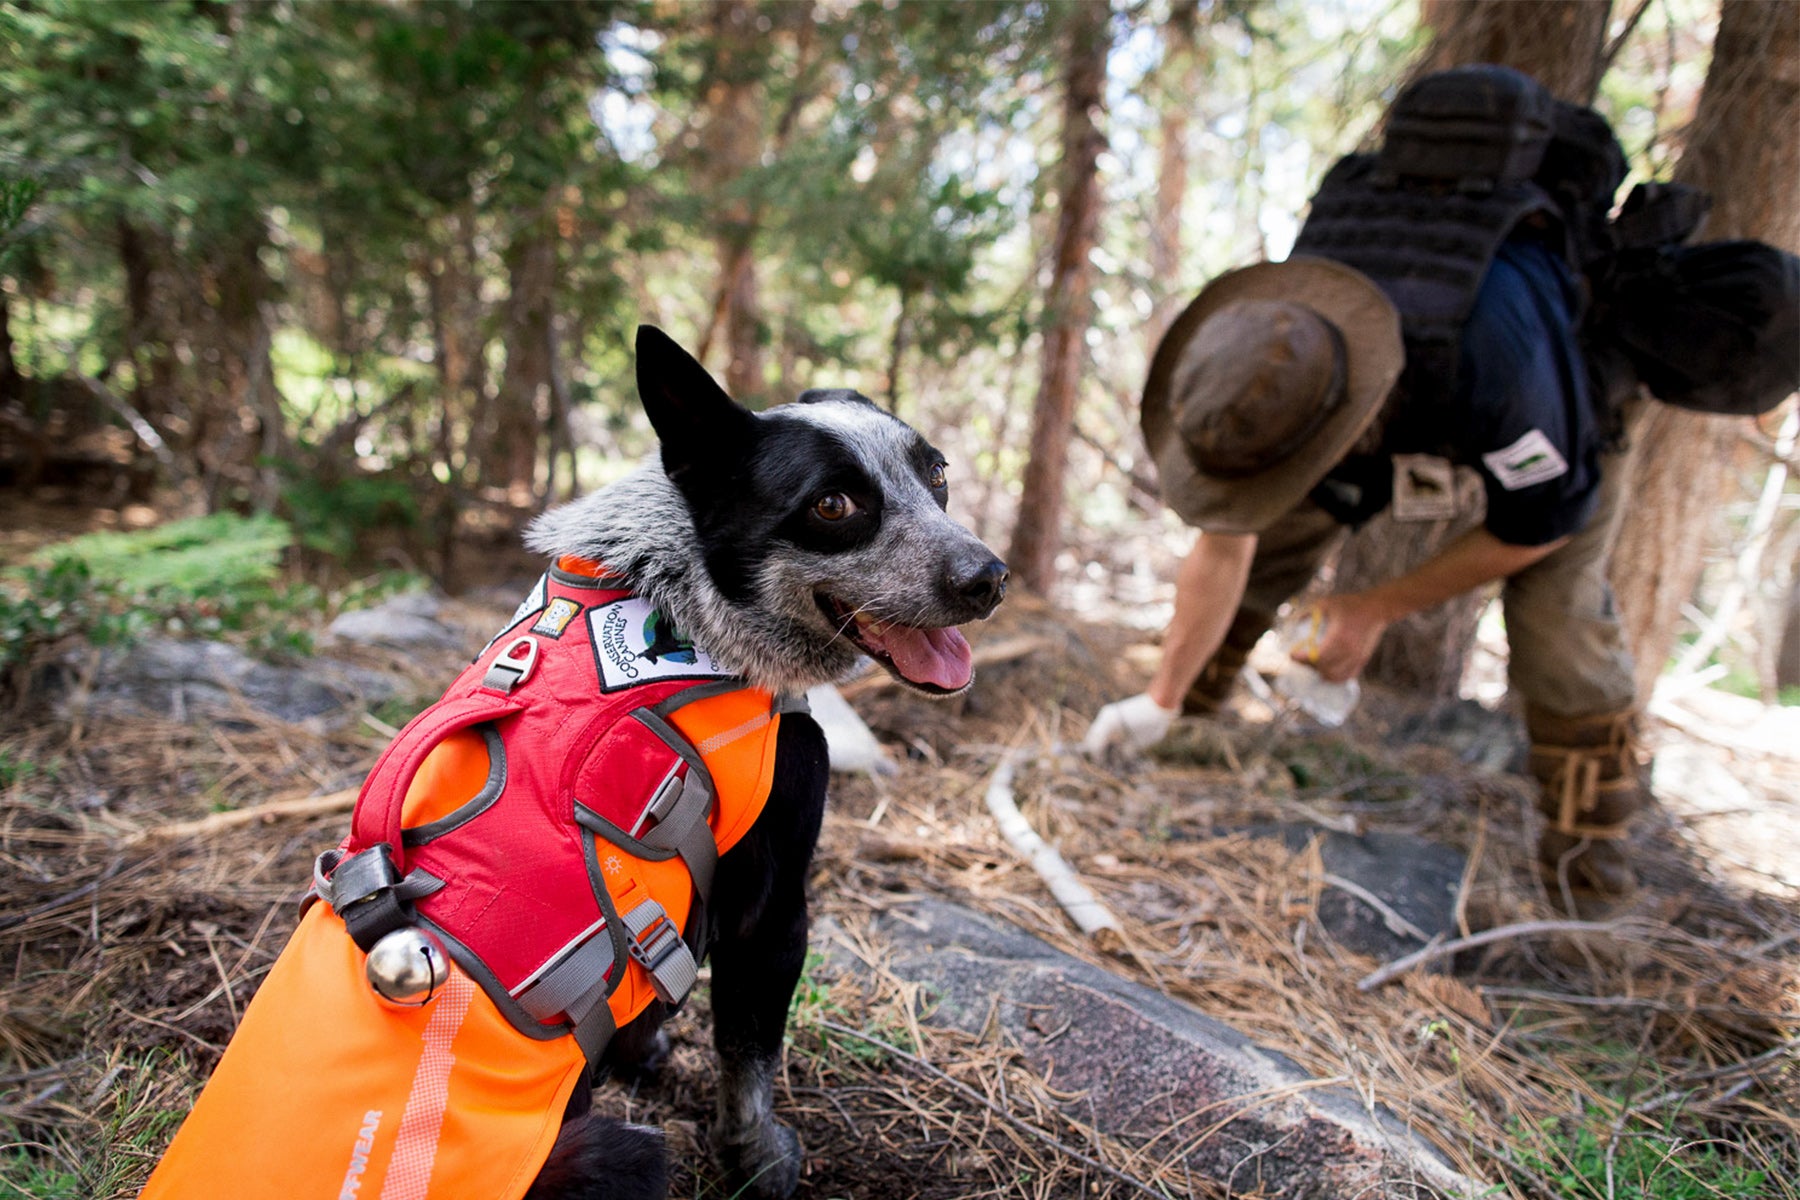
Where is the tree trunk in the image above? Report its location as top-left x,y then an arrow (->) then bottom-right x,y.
1777,559 -> 1800,692
1007,0 -> 1110,594
1418,0 -> 1613,103
0,290 -> 17,404
692,0 -> 766,403
196,231 -> 286,512
1331,0 -> 1615,698
1609,0 -> 1800,699
886,285 -> 911,414
1147,0 -> 1202,352
488,210 -> 558,503
117,217 -> 178,427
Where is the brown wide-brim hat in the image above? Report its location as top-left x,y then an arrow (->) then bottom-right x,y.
1142,256 -> 1403,534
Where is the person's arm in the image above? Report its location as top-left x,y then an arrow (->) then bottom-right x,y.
1303,526 -> 1567,681
1084,531 -> 1257,756
1147,531 -> 1259,708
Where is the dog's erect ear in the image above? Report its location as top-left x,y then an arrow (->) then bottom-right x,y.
635,325 -> 754,479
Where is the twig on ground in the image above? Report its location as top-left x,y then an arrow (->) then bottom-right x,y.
0,856 -> 130,932
1358,918 -> 1653,990
131,788 -> 357,844
983,747 -> 1122,947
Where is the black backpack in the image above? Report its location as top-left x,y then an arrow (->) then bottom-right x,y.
1377,64 -> 1626,268
1595,239 -> 1800,417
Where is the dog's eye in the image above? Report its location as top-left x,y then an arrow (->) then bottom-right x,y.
928,462 -> 947,490
814,492 -> 857,521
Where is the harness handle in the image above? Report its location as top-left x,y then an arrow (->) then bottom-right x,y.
349,691 -> 526,871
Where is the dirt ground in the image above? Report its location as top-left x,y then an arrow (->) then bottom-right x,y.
1,563 -> 1796,1199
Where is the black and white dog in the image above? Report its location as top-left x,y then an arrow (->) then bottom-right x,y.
520,327 -> 1007,1199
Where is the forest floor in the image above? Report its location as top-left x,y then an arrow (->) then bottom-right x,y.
0,506 -> 1796,1200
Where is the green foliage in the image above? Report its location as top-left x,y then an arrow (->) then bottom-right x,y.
0,558 -> 143,681
0,171 -> 40,274
786,949 -> 907,1067
1,516 -> 316,691
51,513 -> 291,597
0,744 -> 55,789
1509,1115 -> 1771,1200
280,469 -> 418,561
0,1151 -> 82,1200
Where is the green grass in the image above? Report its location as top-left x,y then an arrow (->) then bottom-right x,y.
786,949 -> 923,1067
1508,1114 -> 1774,1199
0,1051 -> 194,1200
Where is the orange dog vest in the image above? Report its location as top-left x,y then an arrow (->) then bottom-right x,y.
142,560 -> 792,1200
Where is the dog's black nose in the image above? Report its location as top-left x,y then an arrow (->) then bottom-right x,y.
955,557 -> 1009,616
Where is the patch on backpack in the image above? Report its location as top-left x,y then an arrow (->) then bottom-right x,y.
531,597 -> 583,639
1390,454 -> 1459,522
588,597 -> 733,692
1481,429 -> 1568,491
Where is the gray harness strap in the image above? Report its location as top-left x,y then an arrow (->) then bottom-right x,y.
640,772 -> 718,899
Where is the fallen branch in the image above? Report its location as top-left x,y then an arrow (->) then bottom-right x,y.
133,788 -> 357,844
984,748 -> 1123,947
841,635 -> 1051,697
1358,918 -> 1650,991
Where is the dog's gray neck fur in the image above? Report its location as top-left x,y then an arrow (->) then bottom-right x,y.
524,462 -> 859,695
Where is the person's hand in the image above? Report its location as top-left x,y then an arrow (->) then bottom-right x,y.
1291,595 -> 1390,683
1082,693 -> 1179,758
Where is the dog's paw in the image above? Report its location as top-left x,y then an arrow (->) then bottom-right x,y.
710,1118 -> 802,1199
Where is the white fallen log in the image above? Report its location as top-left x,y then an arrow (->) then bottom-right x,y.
983,748 -> 1122,945
805,684 -> 897,776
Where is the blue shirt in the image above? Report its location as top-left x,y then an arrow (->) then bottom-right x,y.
1451,239 -> 1603,546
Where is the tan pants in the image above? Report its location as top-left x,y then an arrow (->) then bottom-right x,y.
1182,452 -> 1640,719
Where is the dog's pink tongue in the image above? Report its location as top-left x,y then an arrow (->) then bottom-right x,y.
873,624 -> 973,691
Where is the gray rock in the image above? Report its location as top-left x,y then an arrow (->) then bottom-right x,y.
1271,827 -> 1466,965
326,592 -> 463,650
822,899 -> 1478,1199
1381,699 -> 1524,774
79,637 -> 399,726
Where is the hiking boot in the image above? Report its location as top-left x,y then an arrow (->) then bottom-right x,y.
1525,704 -> 1647,913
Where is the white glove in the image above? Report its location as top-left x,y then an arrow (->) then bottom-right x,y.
1082,693 -> 1179,758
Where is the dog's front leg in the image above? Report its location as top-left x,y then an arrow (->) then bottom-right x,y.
706,719 -> 826,1199
709,902 -> 807,1198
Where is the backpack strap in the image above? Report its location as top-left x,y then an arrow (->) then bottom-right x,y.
351,691 -> 527,861
317,692 -> 526,951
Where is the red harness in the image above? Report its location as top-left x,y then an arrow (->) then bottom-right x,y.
142,561 -> 796,1200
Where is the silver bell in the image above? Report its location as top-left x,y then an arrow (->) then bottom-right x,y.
365,927 -> 450,1007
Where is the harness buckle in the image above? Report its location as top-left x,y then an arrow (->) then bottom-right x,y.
621,898 -> 698,1006
483,635 -> 541,694
316,844 -> 400,911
